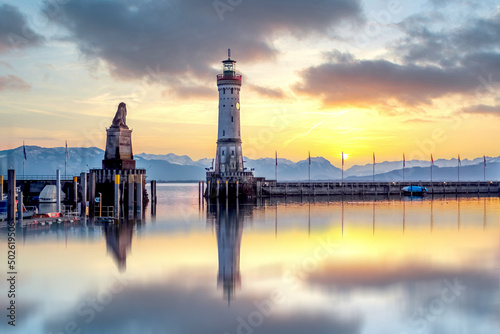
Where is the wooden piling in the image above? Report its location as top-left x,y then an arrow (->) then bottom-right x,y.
80,172 -> 87,216
0,175 -> 3,200
136,174 -> 142,217
150,180 -> 156,216
225,181 -> 228,198
17,189 -> 23,224
7,170 -> 15,222
114,175 -> 120,219
73,176 -> 78,207
128,174 -> 134,219
216,180 -> 220,198
88,172 -> 95,217
236,180 -> 239,197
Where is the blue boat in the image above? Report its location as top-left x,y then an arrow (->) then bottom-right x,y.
402,186 -> 428,196
0,201 -> 7,220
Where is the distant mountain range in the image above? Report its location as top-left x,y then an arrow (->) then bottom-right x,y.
1,146 -> 499,182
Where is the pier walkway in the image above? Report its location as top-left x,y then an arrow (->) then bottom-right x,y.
261,181 -> 499,197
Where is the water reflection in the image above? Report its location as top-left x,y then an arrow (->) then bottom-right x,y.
208,200 -> 245,302
104,221 -> 134,272
1,185 -> 499,334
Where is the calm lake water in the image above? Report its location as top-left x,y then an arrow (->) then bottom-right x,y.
1,184 -> 499,334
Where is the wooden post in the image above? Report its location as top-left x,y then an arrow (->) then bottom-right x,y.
17,188 -> 23,224
99,193 -> 102,217
135,174 -> 142,218
208,181 -> 211,198
150,180 -> 156,216
88,172 -> 95,217
80,172 -> 87,216
202,181 -> 205,198
56,169 -> 61,213
0,175 -> 3,200
7,170 -> 15,222
73,176 -> 78,208
225,181 -> 228,198
128,174 -> 134,219
216,180 -> 220,198
236,180 -> 239,198
114,175 -> 120,219
198,181 -> 201,202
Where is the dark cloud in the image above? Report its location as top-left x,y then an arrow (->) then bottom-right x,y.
0,4 -> 44,52
394,12 -> 500,67
461,104 -> 500,116
248,84 -> 285,99
293,53 -> 483,108
0,74 -> 31,91
294,11 -> 500,110
43,0 -> 363,87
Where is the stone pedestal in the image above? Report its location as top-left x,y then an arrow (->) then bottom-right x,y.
102,127 -> 136,170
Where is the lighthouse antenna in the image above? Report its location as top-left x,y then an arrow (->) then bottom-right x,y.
228,48 -> 231,59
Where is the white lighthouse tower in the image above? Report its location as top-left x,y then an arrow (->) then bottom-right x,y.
214,49 -> 244,174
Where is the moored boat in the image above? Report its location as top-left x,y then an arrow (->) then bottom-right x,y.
38,185 -> 66,203
402,186 -> 428,196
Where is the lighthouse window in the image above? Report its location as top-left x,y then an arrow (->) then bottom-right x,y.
231,116 -> 233,122
223,88 -> 226,94
223,105 -> 225,107
231,105 -> 233,107
231,150 -> 234,156
223,130 -> 225,136
231,88 -> 233,94
222,150 -> 225,156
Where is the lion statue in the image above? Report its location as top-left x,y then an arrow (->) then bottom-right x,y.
111,102 -> 128,128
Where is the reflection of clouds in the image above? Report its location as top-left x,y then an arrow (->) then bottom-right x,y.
43,283 -> 361,334
307,261 -> 499,333
307,261 -> 495,288
0,301 -> 39,332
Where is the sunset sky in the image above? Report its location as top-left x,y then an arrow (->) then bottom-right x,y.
0,0 -> 499,166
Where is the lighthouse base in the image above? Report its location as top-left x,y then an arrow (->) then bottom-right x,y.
205,172 -> 265,199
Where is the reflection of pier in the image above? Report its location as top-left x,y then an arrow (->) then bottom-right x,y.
0,217 -> 139,272
105,221 -> 134,272
208,201 -> 249,302
261,181 -> 499,197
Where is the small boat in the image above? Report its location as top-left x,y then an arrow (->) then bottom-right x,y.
0,200 -> 37,220
402,186 -> 428,196
39,185 -> 66,203
32,212 -> 63,218
0,201 -> 6,220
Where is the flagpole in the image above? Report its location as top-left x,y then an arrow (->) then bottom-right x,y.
65,140 -> 68,179
341,151 -> 344,185
430,154 -> 433,183
403,153 -> 405,183
372,152 -> 375,183
308,151 -> 311,183
484,155 -> 486,182
275,150 -> 277,181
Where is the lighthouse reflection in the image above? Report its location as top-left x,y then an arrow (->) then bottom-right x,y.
207,200 -> 248,302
